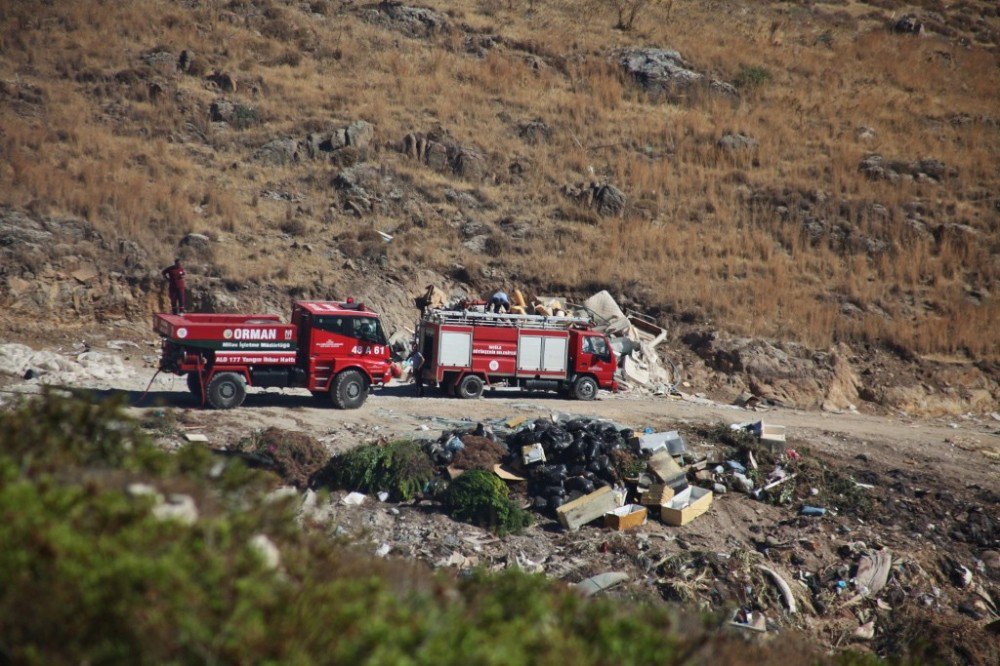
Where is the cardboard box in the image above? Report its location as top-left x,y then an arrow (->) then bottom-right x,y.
556,485 -> 619,531
641,483 -> 675,506
521,443 -> 546,465
647,450 -> 686,486
660,487 -> 713,526
604,504 -> 648,531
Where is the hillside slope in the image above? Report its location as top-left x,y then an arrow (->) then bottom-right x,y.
1,0 -> 997,406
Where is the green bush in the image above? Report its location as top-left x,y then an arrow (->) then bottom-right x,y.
443,470 -> 533,535
318,440 -> 433,501
734,65 -> 772,91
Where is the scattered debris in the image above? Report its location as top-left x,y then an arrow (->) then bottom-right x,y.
342,492 -> 367,506
575,571 -> 629,597
757,565 -> 797,614
856,551 -> 892,596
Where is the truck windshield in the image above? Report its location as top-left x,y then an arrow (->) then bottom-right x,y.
314,315 -> 387,344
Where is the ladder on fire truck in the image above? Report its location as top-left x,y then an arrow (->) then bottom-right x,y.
426,309 -> 592,331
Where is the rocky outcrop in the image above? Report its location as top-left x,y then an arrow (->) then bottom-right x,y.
399,129 -> 487,181
717,133 -> 758,151
858,154 -> 955,183
684,332 -> 862,410
362,2 -> 449,38
619,48 -> 736,99
563,181 -> 627,217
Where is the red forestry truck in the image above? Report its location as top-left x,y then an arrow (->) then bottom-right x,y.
155,300 -> 394,409
415,309 -> 619,399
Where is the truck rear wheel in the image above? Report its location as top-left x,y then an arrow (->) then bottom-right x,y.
206,372 -> 246,410
332,369 -> 367,409
186,372 -> 203,402
456,374 -> 484,400
571,375 -> 598,401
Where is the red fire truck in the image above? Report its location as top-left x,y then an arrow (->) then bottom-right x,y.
415,309 -> 619,400
155,300 -> 394,409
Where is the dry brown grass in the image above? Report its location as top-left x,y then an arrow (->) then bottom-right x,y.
0,0 -> 997,358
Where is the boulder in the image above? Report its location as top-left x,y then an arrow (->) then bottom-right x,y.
564,181 -> 627,217
209,99 -> 235,123
179,233 -> 211,250
345,120 -> 374,149
718,133 -> 758,151
893,14 -> 924,35
256,138 -> 300,165
518,119 -> 552,144
620,48 -> 703,93
594,184 -> 627,217
142,50 -> 176,76
206,70 -> 237,92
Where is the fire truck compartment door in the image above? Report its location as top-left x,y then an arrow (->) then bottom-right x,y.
542,336 -> 568,372
518,335 -> 543,371
518,334 -> 568,373
438,330 -> 472,367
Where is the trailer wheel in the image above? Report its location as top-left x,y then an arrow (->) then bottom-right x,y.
456,374 -> 485,400
186,372 -> 203,401
332,369 -> 367,409
571,375 -> 598,401
206,372 -> 246,410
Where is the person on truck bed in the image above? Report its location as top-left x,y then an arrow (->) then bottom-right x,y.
161,258 -> 186,315
487,291 -> 510,313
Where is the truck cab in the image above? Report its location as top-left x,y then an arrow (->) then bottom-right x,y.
291,301 -> 394,407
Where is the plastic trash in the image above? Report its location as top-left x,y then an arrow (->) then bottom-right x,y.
801,505 -> 827,517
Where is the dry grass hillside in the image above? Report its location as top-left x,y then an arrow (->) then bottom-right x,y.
1,1 -> 998,362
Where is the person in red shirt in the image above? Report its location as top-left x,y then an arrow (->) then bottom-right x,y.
161,259 -> 186,314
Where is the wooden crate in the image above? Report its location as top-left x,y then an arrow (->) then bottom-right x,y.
604,504 -> 648,531
660,487 -> 713,526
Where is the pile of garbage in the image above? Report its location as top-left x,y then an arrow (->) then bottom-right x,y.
506,417 -> 635,513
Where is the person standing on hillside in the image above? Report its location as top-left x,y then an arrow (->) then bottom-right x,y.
161,258 -> 186,315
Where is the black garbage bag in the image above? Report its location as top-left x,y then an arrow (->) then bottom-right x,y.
542,483 -> 565,498
532,496 -> 549,510
541,428 -> 573,451
510,427 -> 538,449
540,464 -> 568,484
566,476 -> 596,494
548,496 -> 565,512
564,418 -> 589,432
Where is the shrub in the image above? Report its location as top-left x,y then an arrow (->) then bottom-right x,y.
734,65 -> 773,91
317,440 -> 433,501
443,469 -> 533,534
231,103 -> 260,129
240,427 -> 329,489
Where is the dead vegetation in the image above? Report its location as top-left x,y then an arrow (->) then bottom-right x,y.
0,0 -> 997,364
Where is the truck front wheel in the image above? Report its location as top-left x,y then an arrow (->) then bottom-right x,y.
206,372 -> 246,410
332,369 -> 367,409
457,374 -> 485,400
571,376 -> 598,401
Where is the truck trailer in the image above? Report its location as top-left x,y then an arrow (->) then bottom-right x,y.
415,309 -> 618,400
155,300 -> 394,409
